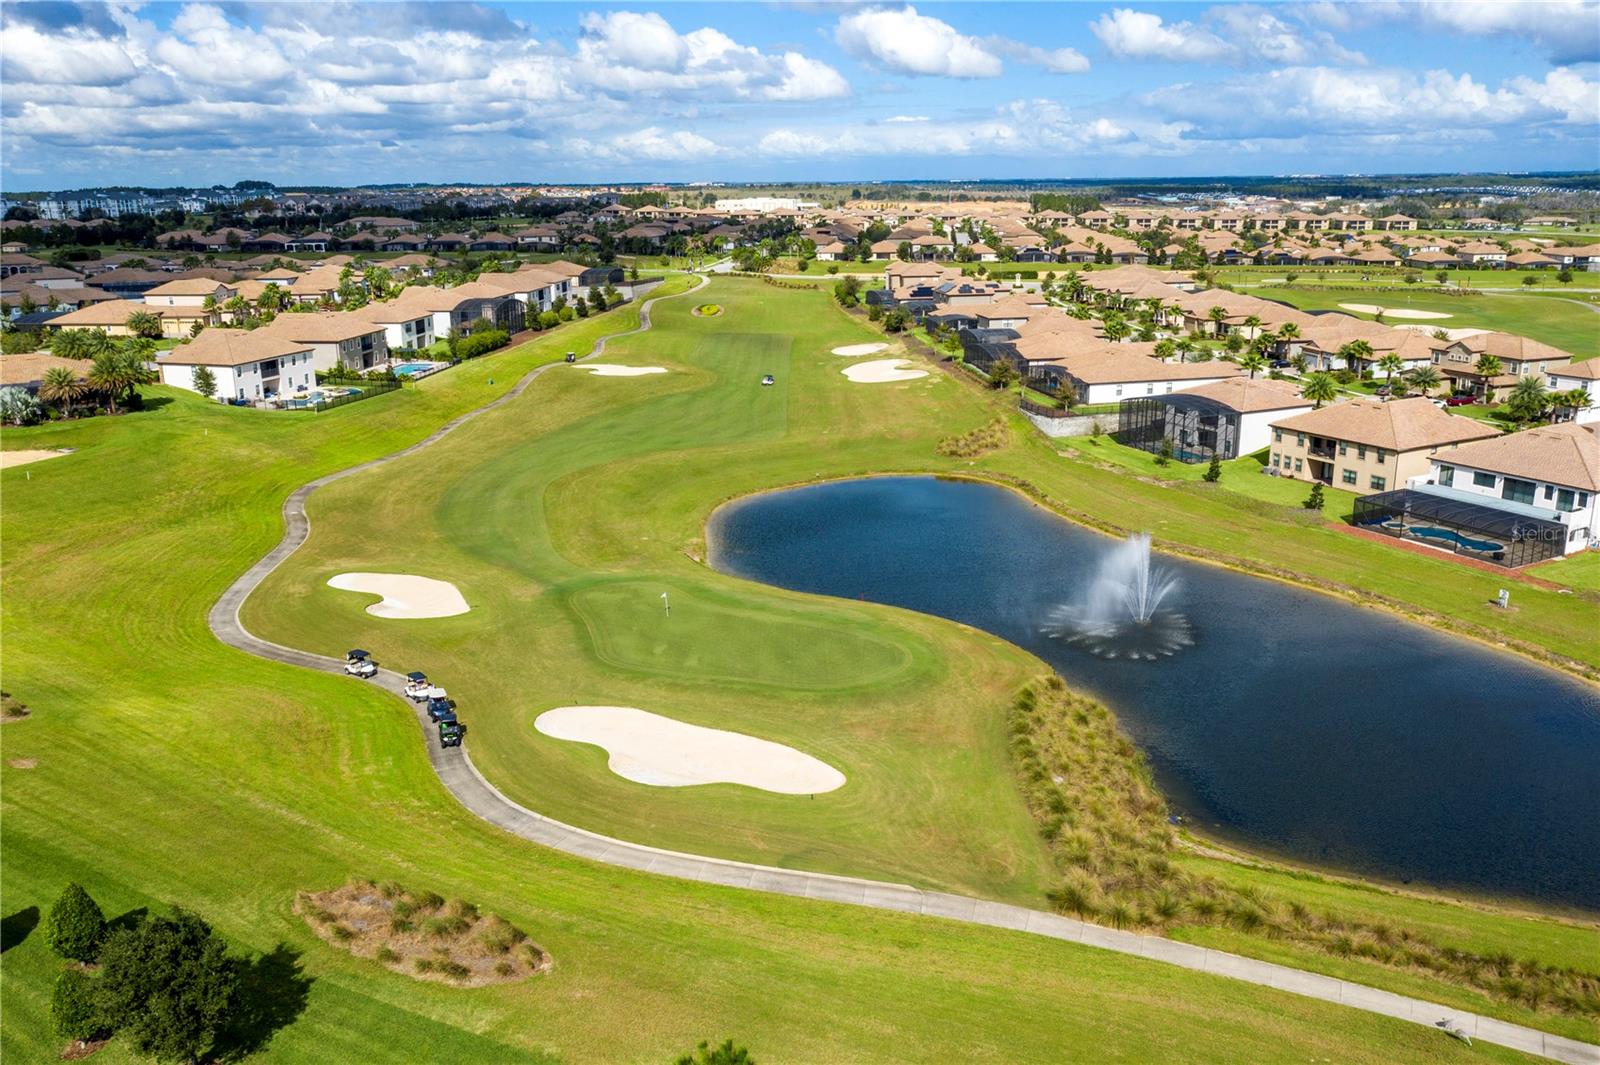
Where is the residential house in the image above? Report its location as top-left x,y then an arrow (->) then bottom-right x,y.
156,328 -> 321,401
1431,333 -> 1573,398
1267,397 -> 1497,492
1029,344 -> 1245,404
1547,360 -> 1600,424
1411,422 -> 1599,557
1118,375 -> 1314,462
259,312 -> 390,371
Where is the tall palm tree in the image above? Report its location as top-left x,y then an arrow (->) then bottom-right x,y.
1301,371 -> 1338,409
1474,353 -> 1503,403
1408,365 -> 1442,398
1238,352 -> 1268,379
50,328 -> 116,361
1376,353 -> 1404,385
38,365 -> 87,418
1242,314 -> 1262,339
1557,387 -> 1592,420
1339,339 -> 1374,374
1207,305 -> 1227,335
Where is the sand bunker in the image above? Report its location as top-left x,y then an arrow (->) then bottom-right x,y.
1395,324 -> 1487,341
1,449 -> 72,469
831,343 -> 890,357
582,364 -> 668,377
842,359 -> 928,384
328,573 -> 470,619
1338,304 -> 1452,320
534,705 -> 845,794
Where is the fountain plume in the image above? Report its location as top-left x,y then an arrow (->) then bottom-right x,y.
1045,532 -> 1192,660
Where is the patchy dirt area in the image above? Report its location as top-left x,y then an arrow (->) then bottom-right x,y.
296,881 -> 549,986
8,758 -> 37,769
2,691 -> 31,722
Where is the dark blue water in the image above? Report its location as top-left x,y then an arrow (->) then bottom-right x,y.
710,476 -> 1600,911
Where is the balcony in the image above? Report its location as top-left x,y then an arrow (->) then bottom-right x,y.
1307,441 -> 1337,460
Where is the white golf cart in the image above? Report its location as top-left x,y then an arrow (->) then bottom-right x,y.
403,672 -> 431,700
345,649 -> 378,679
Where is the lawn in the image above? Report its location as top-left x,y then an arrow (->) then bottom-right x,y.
1530,551 -> 1600,593
1232,286 -> 1600,360
2,276 -> 1594,1061
1214,264 -> 1600,292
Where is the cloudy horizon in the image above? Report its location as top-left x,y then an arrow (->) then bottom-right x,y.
2,1 -> 1597,191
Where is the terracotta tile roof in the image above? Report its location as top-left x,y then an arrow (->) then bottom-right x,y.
1430,422 -> 1599,491
1270,396 -> 1498,451
259,311 -> 384,343
0,352 -> 89,386
1171,375 -> 1314,413
155,328 -> 312,367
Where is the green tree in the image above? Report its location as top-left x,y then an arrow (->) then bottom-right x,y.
38,365 -> 88,418
1557,266 -> 1573,284
125,310 -> 163,339
1153,338 -> 1175,363
52,969 -> 106,1044
96,908 -> 239,1065
1376,353 -> 1404,385
49,328 -> 116,361
47,882 -> 106,962
675,1038 -> 754,1065
988,359 -> 1018,389
1337,339 -> 1374,374
1155,436 -> 1174,466
1203,453 -> 1223,482
1474,353 -> 1502,402
1304,482 -> 1325,511
1522,274 -> 1538,287
1505,375 -> 1550,422
1237,352 -> 1267,379
881,308 -> 909,333
87,350 -> 153,415
1435,270 -> 1449,285
1301,371 -> 1338,409
192,366 -> 217,400
1408,364 -> 1442,398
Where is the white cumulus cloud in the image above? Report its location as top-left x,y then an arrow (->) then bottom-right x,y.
835,5 -> 1086,78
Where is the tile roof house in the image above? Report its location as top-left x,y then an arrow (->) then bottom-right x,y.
155,328 -> 321,401
1268,396 -> 1497,492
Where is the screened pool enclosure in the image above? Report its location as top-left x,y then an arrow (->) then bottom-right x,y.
1117,394 -> 1242,463
1351,484 -> 1567,567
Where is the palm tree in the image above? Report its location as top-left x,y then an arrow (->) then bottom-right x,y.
38,365 -> 87,418
1154,339 -> 1176,363
1301,371 -> 1338,409
1506,375 -> 1551,423
1338,339 -> 1374,374
1376,353 -> 1404,386
50,328 -> 116,361
1408,365 -> 1442,398
1276,322 -> 1300,345
87,350 -> 155,415
1238,352 -> 1268,379
1207,305 -> 1227,335
1242,314 -> 1262,339
1474,353 -> 1503,403
124,310 -> 163,339
1556,387 -> 1592,421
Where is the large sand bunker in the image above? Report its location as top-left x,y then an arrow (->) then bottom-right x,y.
1,449 -> 72,469
831,343 -> 890,357
1338,303 -> 1452,320
534,705 -> 845,794
1394,324 -> 1487,341
582,364 -> 668,377
842,359 -> 928,383
328,573 -> 470,619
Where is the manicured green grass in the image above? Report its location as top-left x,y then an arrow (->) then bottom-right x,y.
2,276 -> 1593,1060
1530,551 -> 1600,593
1057,437 -> 1362,520
1215,265 -> 1600,291
1235,286 -> 1600,360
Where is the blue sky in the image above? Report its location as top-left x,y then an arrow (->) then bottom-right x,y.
1,1 -> 1596,190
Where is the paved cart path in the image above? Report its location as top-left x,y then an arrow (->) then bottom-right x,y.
209,277 -> 1599,1065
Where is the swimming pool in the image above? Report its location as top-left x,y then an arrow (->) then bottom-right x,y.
281,387 -> 361,409
1382,521 -> 1504,553
393,361 -> 440,378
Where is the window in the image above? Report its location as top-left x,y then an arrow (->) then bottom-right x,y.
1115,385 -> 1123,397
1270,452 -> 1279,467
1581,492 -> 1591,508
1502,478 -> 1536,506
1342,469 -> 1357,485
1438,465 -> 1454,487
1296,432 -> 1305,446
1294,458 -> 1303,473
1472,471 -> 1496,488
1370,475 -> 1386,490
1357,445 -> 1367,460
1274,429 -> 1282,442
1146,383 -> 1154,395
1375,449 -> 1386,463
1338,441 -> 1348,455
1557,489 -> 1577,512
1545,485 -> 1555,500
